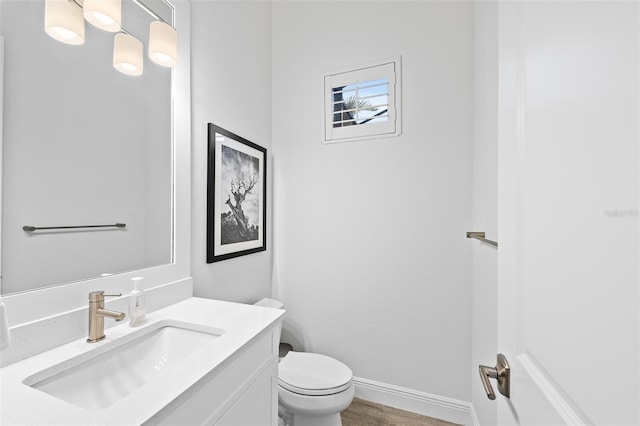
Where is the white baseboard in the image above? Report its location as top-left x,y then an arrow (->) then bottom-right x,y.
352,376 -> 474,426
469,405 -> 481,426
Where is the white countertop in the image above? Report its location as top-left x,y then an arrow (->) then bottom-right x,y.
0,297 -> 285,425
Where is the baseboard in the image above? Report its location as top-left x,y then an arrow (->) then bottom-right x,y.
469,405 -> 481,426
352,376 -> 474,426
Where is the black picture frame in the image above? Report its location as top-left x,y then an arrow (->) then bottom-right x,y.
207,124 -> 267,263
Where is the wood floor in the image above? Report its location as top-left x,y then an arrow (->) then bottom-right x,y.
341,398 -> 461,426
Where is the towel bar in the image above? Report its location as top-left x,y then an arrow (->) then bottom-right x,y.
466,231 -> 498,247
23,223 -> 126,232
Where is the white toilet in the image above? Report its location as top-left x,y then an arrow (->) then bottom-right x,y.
254,299 -> 355,426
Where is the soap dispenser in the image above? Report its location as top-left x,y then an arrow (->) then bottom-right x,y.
129,277 -> 146,327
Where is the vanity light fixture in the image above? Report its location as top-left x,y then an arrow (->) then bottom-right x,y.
44,0 -> 85,45
148,21 -> 177,67
44,0 -> 178,76
113,33 -> 143,76
83,0 -> 122,33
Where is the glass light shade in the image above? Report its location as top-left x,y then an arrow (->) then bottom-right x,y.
113,33 -> 143,76
44,0 -> 85,45
84,0 -> 121,32
148,21 -> 177,67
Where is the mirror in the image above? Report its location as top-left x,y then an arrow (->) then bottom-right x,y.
1,0 -> 174,295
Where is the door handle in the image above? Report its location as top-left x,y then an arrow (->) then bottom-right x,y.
479,353 -> 510,400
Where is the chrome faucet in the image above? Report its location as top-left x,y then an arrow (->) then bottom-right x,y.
87,291 -> 125,343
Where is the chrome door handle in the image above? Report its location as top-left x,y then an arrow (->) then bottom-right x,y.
479,353 -> 510,400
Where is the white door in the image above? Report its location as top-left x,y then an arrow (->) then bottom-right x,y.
495,1 -> 639,424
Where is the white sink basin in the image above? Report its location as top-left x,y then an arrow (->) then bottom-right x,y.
24,320 -> 224,410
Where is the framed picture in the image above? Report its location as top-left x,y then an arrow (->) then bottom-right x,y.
207,124 -> 267,263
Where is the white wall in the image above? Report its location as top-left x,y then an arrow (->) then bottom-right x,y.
190,0 -> 273,302
272,1 -> 474,402
470,2 -> 498,424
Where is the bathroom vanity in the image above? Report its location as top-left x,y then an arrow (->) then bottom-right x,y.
0,298 -> 284,425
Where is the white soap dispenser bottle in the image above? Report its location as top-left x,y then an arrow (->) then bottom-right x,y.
129,277 -> 146,327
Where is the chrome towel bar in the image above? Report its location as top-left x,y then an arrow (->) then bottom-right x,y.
466,231 -> 498,247
23,223 -> 126,232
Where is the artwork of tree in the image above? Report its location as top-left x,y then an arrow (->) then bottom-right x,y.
220,145 -> 260,244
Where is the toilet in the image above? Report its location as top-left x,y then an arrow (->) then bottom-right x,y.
254,299 -> 355,426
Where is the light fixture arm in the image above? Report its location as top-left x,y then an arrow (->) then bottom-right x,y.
67,0 -> 174,30
131,0 -> 174,28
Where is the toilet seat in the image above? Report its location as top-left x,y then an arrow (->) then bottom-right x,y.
279,379 -> 352,396
278,352 -> 353,396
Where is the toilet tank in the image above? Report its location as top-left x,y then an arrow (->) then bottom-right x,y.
254,298 -> 284,309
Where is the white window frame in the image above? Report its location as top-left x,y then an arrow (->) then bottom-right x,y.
324,56 -> 402,144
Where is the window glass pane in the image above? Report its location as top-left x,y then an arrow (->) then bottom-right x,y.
332,78 -> 388,128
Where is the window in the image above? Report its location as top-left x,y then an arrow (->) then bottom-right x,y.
324,57 -> 401,143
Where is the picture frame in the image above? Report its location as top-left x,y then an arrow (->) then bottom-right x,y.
207,124 -> 267,263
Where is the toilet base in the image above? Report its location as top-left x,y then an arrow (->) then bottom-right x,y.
280,412 -> 342,426
278,384 -> 353,426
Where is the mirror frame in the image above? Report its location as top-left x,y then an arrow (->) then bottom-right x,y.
0,0 -> 191,327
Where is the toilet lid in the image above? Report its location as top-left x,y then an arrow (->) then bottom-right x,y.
278,352 -> 353,396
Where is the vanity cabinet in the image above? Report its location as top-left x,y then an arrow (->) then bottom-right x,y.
1,298 -> 284,426
148,323 -> 280,426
